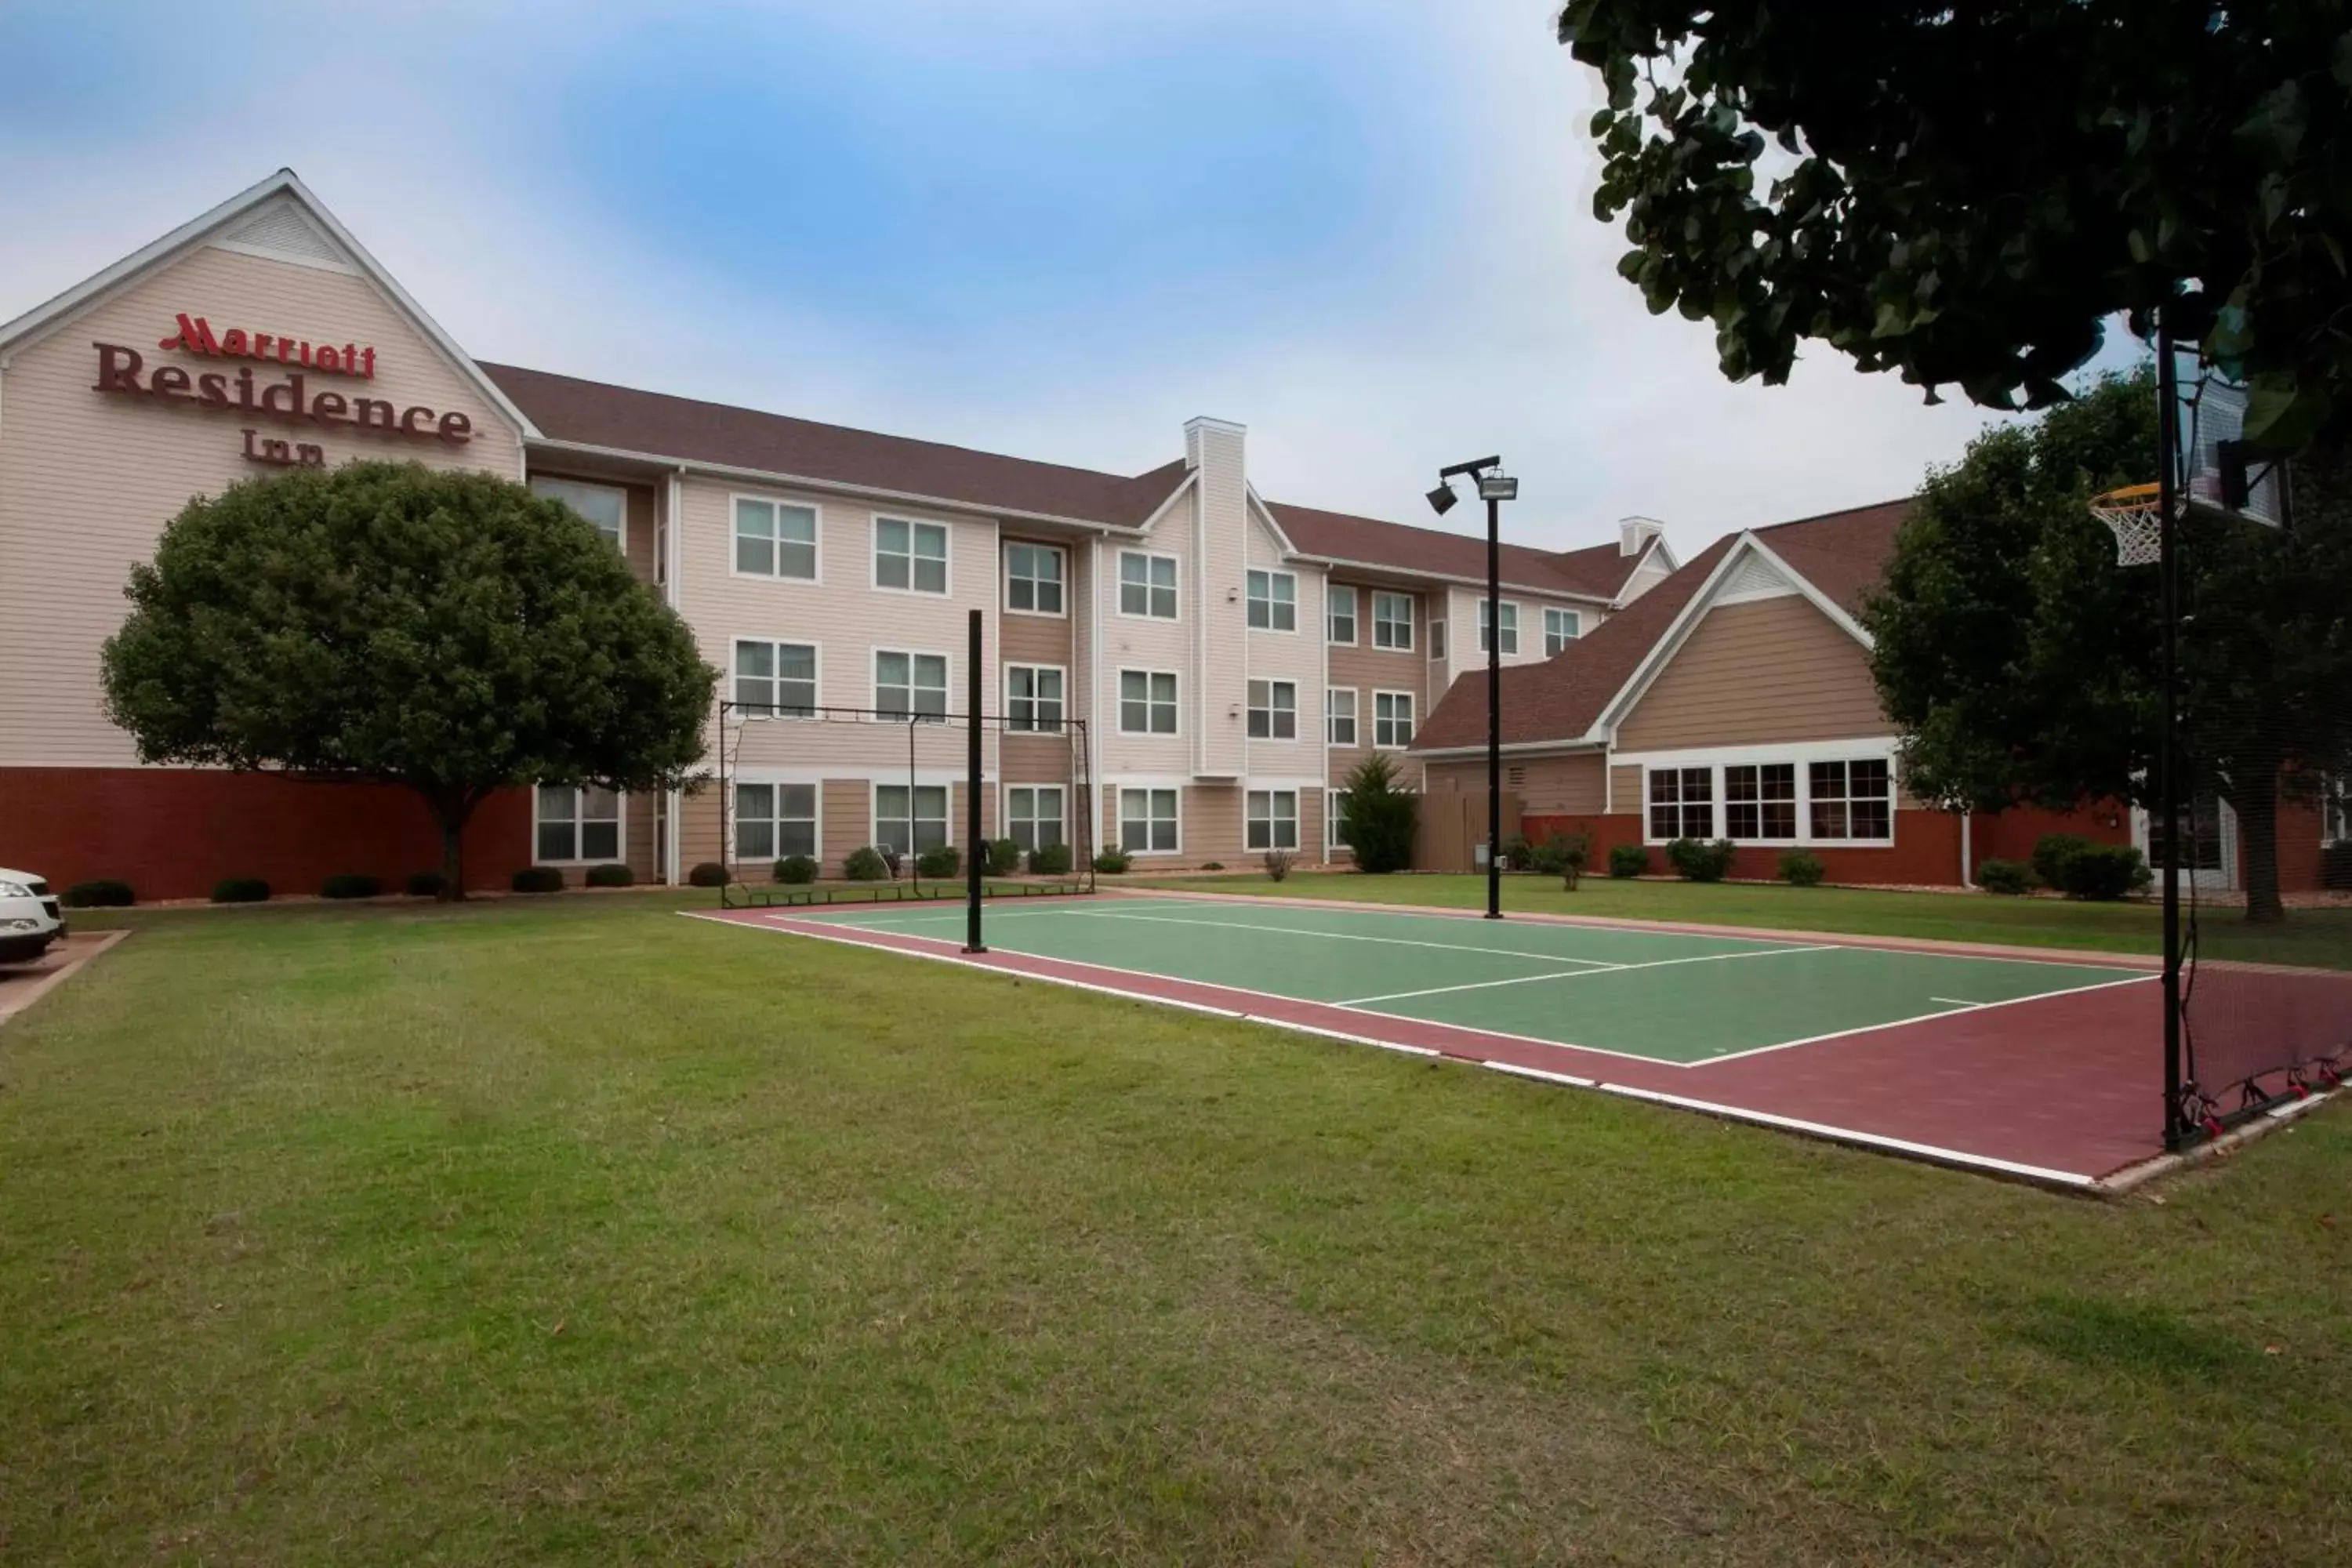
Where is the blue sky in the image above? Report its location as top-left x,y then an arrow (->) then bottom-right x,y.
0,1 -> 2123,553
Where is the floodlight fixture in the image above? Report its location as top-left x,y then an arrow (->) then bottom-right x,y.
1425,481 -> 1459,516
1477,469 -> 1519,502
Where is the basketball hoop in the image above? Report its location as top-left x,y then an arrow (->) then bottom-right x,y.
2089,482 -> 2166,566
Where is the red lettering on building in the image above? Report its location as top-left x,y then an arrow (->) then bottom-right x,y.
157,314 -> 378,379
92,343 -> 473,446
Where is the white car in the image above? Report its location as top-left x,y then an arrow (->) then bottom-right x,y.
0,866 -> 65,964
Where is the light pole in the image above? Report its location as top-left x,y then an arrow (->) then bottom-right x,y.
1428,457 -> 1518,920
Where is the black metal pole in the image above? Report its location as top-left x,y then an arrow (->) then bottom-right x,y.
964,608 -> 987,953
2157,318 -> 2184,1149
1486,491 -> 1503,920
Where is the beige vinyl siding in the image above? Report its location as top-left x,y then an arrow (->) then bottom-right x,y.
1189,421 -> 1249,777
0,243 -> 523,768
1615,597 -> 1884,752
1327,581 -> 1427,793
822,779 -> 870,869
1000,543 -> 1077,790
1610,764 -> 1643,814
1185,783 -> 1242,862
1100,506 -> 1192,779
1508,752 -> 1607,815
1243,514 -> 1323,782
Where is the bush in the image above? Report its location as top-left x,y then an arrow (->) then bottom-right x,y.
2031,833 -> 2095,890
1263,848 -> 1295,882
1501,832 -> 1534,870
687,861 -> 730,888
916,844 -> 960,880
774,854 -> 819,884
2326,840 -> 2352,891
1526,832 -> 1595,889
510,866 -> 566,894
843,847 -> 889,882
321,873 -> 383,900
211,877 -> 270,904
1975,858 -> 2037,895
585,862 -> 634,887
60,879 -> 135,909
1028,842 -> 1073,877
404,869 -> 447,898
1092,849 -> 1132,875
1608,842 -> 1650,879
984,838 -> 1022,877
1341,753 -> 1417,873
2053,843 -> 2151,901
1200,861 -> 1226,872
1666,837 -> 1738,883
1777,849 -> 1827,887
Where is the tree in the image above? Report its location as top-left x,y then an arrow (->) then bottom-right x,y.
1558,2 -> 2351,445
1867,370 -> 2352,923
103,461 -> 716,898
1338,753 -> 1418,874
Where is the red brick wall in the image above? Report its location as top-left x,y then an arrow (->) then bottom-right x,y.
0,767 -> 533,900
1521,809 -> 1967,886
1967,803 -> 2131,876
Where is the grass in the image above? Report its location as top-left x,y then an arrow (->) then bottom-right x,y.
2,892 -> 2346,1564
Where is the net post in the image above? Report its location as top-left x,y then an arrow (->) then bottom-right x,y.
964,608 -> 986,953
2158,317 -> 2187,1150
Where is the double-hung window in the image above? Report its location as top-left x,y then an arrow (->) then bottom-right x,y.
875,650 -> 948,722
1247,679 -> 1296,739
874,785 -> 948,855
2328,776 -> 2350,844
1119,788 -> 1178,854
1120,551 -> 1178,619
732,495 -> 818,579
1007,786 -> 1065,851
1247,569 -> 1297,630
1120,670 -> 1178,734
1372,590 -> 1414,650
1004,543 -> 1064,615
1810,759 -> 1892,840
1327,584 -> 1357,644
1006,665 -> 1065,732
1544,608 -> 1581,656
734,639 -> 817,717
1725,763 -> 1798,840
1327,789 -> 1352,849
1428,619 -> 1447,660
875,517 -> 948,593
1478,599 -> 1519,655
735,782 -> 816,862
1326,688 -> 1357,746
1246,789 -> 1299,851
536,785 -> 619,863
533,477 -> 627,552
1374,691 -> 1414,749
1648,768 -> 1714,840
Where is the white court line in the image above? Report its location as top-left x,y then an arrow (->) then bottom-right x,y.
1929,996 -> 1984,1007
1013,906 -> 1631,967
1691,972 -> 2161,1067
1338,944 -> 1832,1007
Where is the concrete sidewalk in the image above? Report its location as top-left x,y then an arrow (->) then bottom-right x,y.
0,930 -> 126,1030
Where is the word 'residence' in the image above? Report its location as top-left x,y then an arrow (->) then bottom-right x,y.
93,343 -> 472,443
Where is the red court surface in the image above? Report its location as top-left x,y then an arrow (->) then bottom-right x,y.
684,892 -> 2331,1191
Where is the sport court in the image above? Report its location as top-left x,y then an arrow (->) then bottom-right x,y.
699,893 -> 2179,1187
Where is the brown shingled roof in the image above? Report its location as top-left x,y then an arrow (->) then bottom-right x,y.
1412,499 -> 1911,753
1267,503 -> 1650,602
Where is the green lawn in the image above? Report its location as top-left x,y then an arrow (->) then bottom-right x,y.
4,894 -> 2347,1564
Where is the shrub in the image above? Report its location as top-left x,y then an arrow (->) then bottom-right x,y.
984,838 -> 1022,877
1501,832 -> 1534,870
2326,841 -> 2352,891
321,873 -> 383,900
2031,833 -> 2095,890
1028,842 -> 1073,877
1528,832 -> 1595,889
916,844 -> 960,880
1093,849 -> 1132,875
1608,842 -> 1650,879
1263,848 -> 1296,882
1666,837 -> 1738,883
404,869 -> 447,898
211,877 -> 270,904
687,861 -> 730,888
1341,753 -> 1417,873
2053,843 -> 2151,901
1777,849 -> 1826,887
1200,861 -> 1226,872
585,862 -> 634,887
843,847 -> 889,882
774,855 -> 819,884
510,866 -> 566,894
60,879 -> 135,909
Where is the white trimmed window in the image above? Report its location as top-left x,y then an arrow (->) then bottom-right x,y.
1725,763 -> 1798,840
1247,679 -> 1297,739
1374,691 -> 1414,749
1247,569 -> 1297,631
1119,551 -> 1178,619
1372,590 -> 1414,650
535,785 -> 620,864
735,782 -> 816,862
734,639 -> 817,717
875,784 -> 949,855
1810,759 -> 1893,840
1327,584 -> 1358,644
1544,607 -> 1582,656
1478,599 -> 1519,655
1119,788 -> 1179,854
1007,786 -> 1065,851
1120,669 -> 1178,735
1005,665 -> 1065,732
1247,789 -> 1299,851
533,477 -> 627,551
1327,788 -> 1352,849
1648,768 -> 1715,840
1005,543 -> 1064,615
875,650 -> 948,722
2328,776 -> 2350,844
731,495 -> 818,579
1428,619 -> 1447,660
1326,687 -> 1357,747
875,517 -> 948,593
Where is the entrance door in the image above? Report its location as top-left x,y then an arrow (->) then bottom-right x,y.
2136,793 -> 2238,891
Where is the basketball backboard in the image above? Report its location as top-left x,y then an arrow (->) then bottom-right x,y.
2175,346 -> 2291,530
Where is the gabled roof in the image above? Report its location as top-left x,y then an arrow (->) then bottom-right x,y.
1265,502 -> 1657,603
1412,498 -> 1911,755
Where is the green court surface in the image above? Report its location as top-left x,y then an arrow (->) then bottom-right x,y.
791,896 -> 2148,1066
